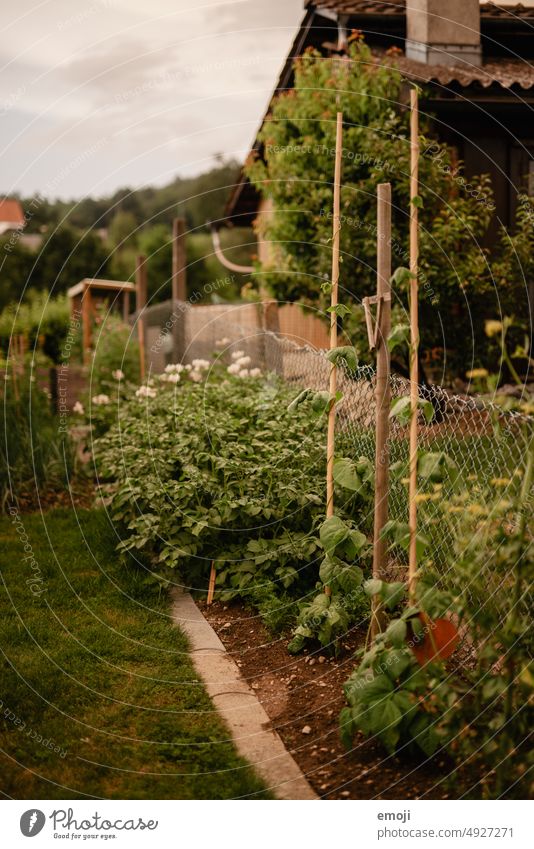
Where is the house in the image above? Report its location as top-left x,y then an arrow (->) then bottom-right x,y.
0,198 -> 25,236
225,1 -> 534,239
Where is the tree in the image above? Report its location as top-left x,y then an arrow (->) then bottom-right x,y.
138,224 -> 172,302
108,211 -> 139,252
245,37 -> 495,374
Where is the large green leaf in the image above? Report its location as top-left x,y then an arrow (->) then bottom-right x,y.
418,451 -> 457,482
364,578 -> 383,597
319,515 -> 349,556
333,457 -> 361,491
359,673 -> 394,703
387,324 -> 410,354
369,698 -> 402,752
385,618 -> 407,648
390,395 -> 434,425
326,346 -> 359,371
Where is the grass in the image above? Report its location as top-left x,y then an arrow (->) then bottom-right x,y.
0,508 -> 269,799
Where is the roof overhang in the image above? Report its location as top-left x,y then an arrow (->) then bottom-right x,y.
67,278 -> 136,298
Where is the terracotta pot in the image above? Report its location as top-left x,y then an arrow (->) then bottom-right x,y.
409,612 -> 459,665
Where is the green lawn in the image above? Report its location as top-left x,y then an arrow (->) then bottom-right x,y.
0,508 -> 268,799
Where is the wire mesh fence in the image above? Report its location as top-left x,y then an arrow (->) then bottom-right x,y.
137,299 -> 533,624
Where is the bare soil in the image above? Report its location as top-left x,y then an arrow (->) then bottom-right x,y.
200,599 -> 466,800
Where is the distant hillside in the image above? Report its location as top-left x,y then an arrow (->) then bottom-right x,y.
0,158 -> 255,311
17,157 -> 241,233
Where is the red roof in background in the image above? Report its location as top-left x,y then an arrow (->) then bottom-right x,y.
0,198 -> 24,225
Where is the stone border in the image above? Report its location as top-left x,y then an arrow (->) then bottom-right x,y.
171,589 -> 318,800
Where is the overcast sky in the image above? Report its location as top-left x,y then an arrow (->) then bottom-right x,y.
0,0 -> 304,200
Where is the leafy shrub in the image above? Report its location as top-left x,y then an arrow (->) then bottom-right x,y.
89,311 -> 140,395
0,361 -> 77,509
95,372 -> 324,592
0,292 -> 72,364
340,443 -> 534,799
93,368 -> 372,631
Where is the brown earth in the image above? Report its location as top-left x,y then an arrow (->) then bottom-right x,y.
200,599 -> 470,800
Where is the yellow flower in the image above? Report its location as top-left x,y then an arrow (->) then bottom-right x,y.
485,320 -> 502,338
447,506 -> 464,514
467,504 -> 487,516
490,477 -> 512,487
466,368 -> 489,379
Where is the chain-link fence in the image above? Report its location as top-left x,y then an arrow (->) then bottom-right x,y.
136,298 -> 533,617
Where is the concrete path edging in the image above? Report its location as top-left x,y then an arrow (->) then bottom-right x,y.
171,589 -> 318,800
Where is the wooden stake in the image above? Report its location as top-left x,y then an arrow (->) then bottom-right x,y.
207,561 -> 216,606
371,183 -> 392,638
82,282 -> 92,366
122,289 -> 130,322
172,218 -> 187,303
8,336 -> 19,402
408,89 -> 420,599
136,254 -> 147,381
326,111 -> 343,524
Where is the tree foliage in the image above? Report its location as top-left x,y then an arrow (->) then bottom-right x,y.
244,38 -> 510,372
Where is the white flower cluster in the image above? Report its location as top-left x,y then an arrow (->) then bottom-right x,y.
135,385 -> 157,399
112,369 -> 124,380
73,401 -> 85,415
227,350 -> 261,379
160,359 -> 210,385
215,337 -> 231,347
160,363 -> 184,384
92,394 -> 110,405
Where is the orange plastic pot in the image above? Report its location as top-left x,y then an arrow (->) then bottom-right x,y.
409,612 -> 459,665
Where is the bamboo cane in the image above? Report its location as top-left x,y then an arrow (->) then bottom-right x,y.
324,112 -> 343,597
371,183 -> 392,638
326,111 -> 343,521
408,89 -> 420,599
136,254 -> 147,381
207,561 -> 216,606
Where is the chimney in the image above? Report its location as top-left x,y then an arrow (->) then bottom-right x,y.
405,0 -> 481,67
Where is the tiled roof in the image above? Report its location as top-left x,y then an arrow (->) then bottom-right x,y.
307,0 -> 404,12
385,53 -> 534,89
307,1 -> 534,18
0,198 -> 24,225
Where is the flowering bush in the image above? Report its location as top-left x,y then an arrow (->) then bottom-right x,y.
92,368 -> 371,627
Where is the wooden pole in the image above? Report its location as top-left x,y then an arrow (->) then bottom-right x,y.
122,289 -> 130,322
326,111 -> 343,527
8,336 -> 19,402
371,183 -> 392,638
136,255 -> 147,381
82,283 -> 92,366
408,89 -> 420,599
172,218 -> 187,303
207,561 -> 216,606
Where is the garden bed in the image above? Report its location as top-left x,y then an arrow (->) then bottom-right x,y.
201,599 -> 472,800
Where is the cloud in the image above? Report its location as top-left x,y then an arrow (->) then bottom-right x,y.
0,0 -> 305,198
